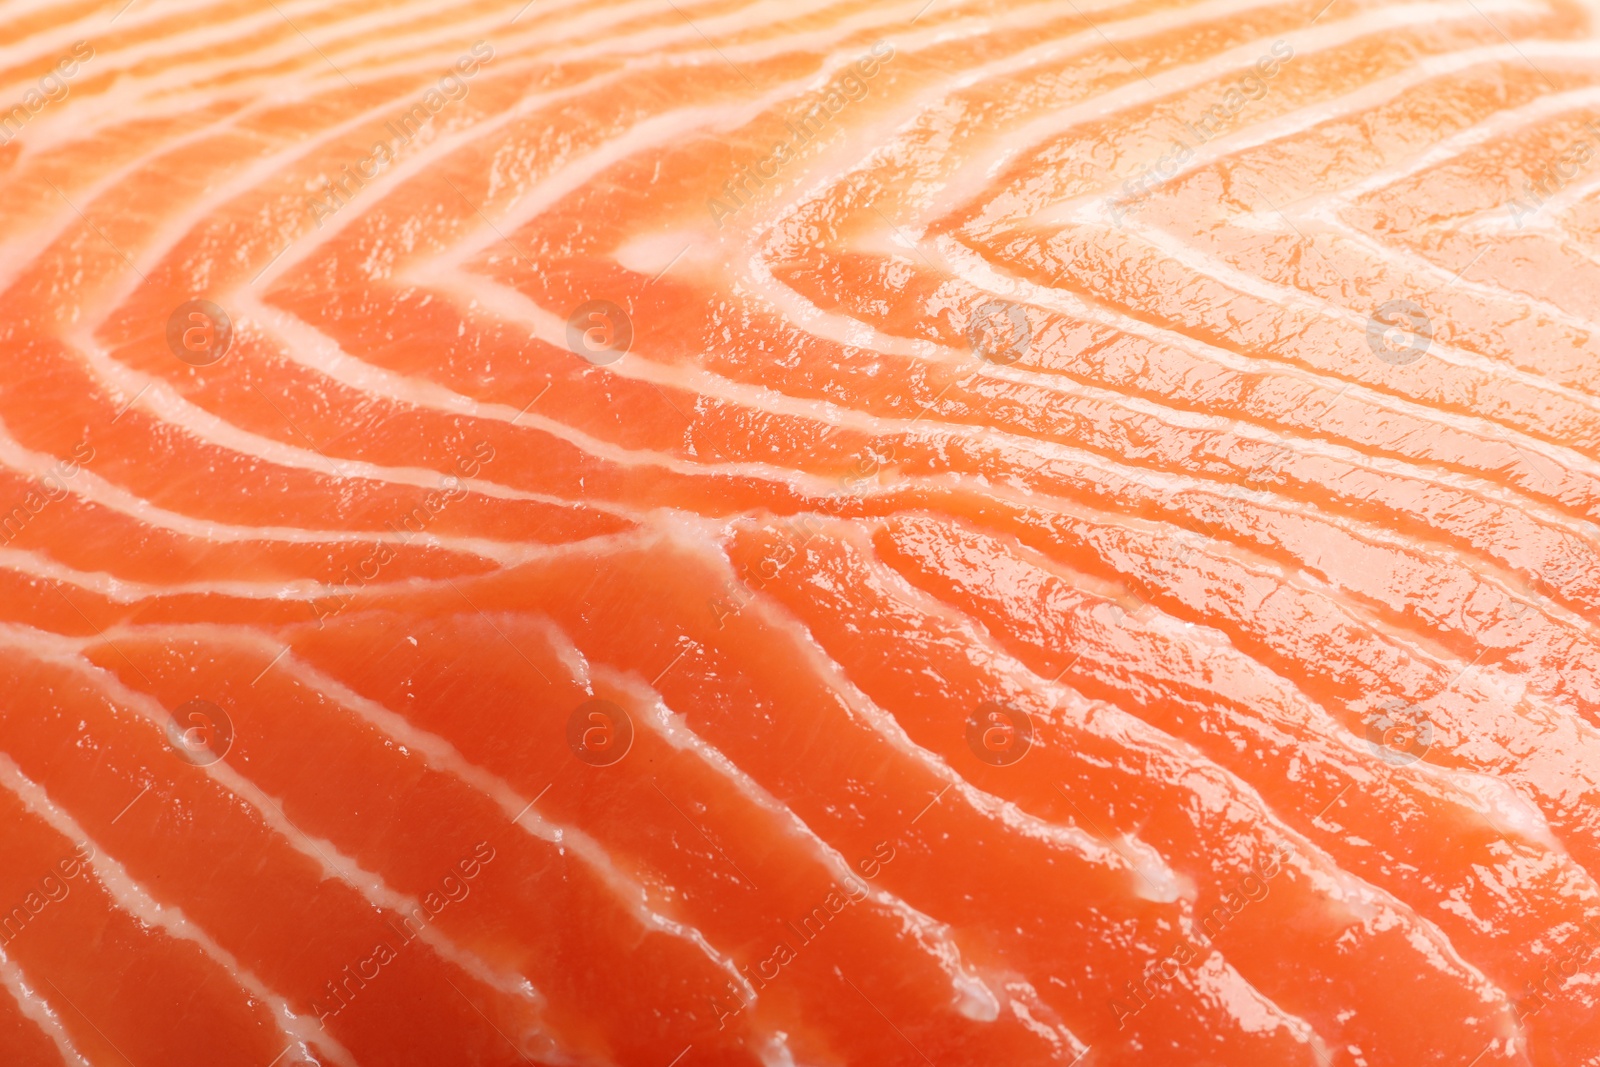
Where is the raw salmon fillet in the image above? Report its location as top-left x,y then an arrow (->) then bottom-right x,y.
1,0 -> 1599,1063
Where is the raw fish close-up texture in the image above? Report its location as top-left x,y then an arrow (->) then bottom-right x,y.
1,0 -> 1600,1064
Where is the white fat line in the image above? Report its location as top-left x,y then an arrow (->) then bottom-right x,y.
112,32 -> 551,140
30,336 -> 1600,673
969,399 -> 1594,655
935,0 -> 1543,229
892,380 -> 1600,651
683,529 -> 1135,871
563,0 -> 1254,140
947,214 -> 1600,498
11,10 -> 699,317
427,249 -> 1568,557
722,188 -> 1600,551
19,649 -> 542,1015
396,0 -> 1121,276
0,0 -> 1484,308
420,264 -> 970,444
1001,977 -> 1091,1063
0,0 -> 259,83
1310,212 -> 1600,343
1047,40 -> 1600,229
334,0 -> 949,277
256,636 -> 757,1001
223,1 -> 808,292
233,292 -> 511,419
421,268 -> 953,481
0,546 -> 340,605
855,508 -> 1330,738
53,337 -> 646,523
5,0 -> 544,113
513,0 -> 880,68
590,659 -> 1035,1030
1531,164 -> 1600,229
0,0 -> 512,171
1454,169 -> 1600,254
43,14 -> 1542,531
1558,220 -> 1600,269
420,99 -> 773,278
733,0 -> 1338,247
0,753 -> 347,1067
12,543 -> 1600,1004
0,415 -> 610,564
18,479 -> 1593,889
981,469 -> 1572,698
1022,489 -> 1600,813
1189,952 -> 1328,1051
527,615 -> 593,685
859,507 -> 1374,771
256,244 -> 1600,659
30,39 -> 615,321
625,533 -> 1511,1042
689,0 -> 1242,258
1116,212 -> 1600,433
1295,77 -> 1600,217
238,55 -> 634,291
431,248 -> 1600,649
853,518 -> 1574,1006
230,288 -> 745,521
581,253 -> 1600,595
931,234 -> 1600,516
1160,603 -> 1600,875
539,0 -> 1179,76
77,614 -> 733,998
0,524 -> 647,608
0,941 -> 94,1067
